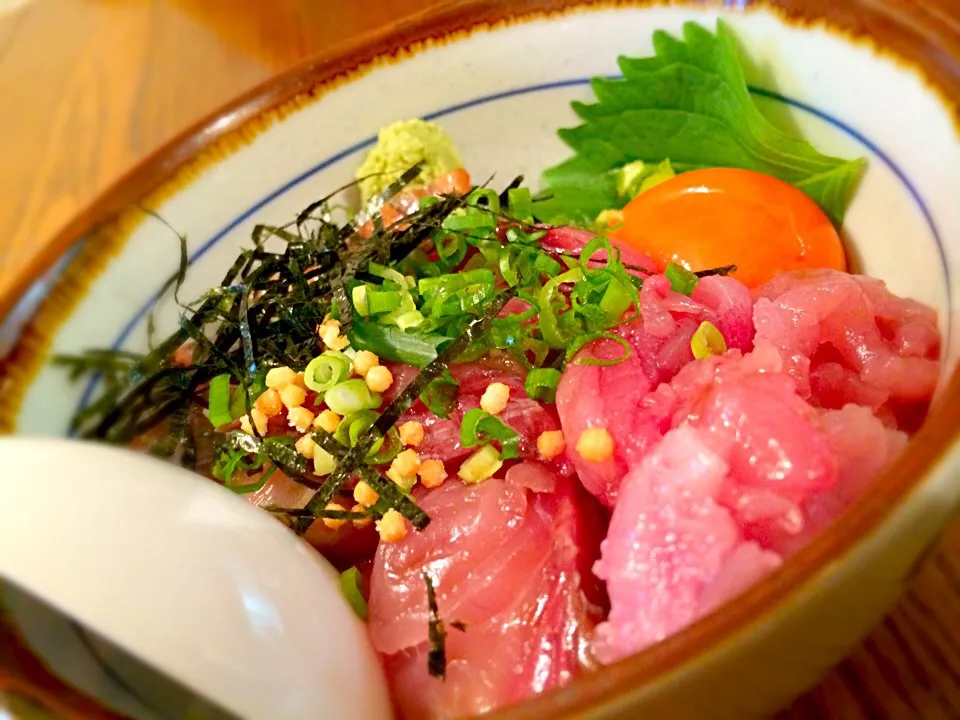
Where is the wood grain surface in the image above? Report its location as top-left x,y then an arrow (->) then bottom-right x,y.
1,1 -> 960,718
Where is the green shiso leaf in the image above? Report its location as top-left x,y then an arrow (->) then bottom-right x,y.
535,20 -> 865,226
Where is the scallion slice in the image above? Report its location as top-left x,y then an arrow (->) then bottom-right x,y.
465,187 -> 501,213
691,321 -> 727,359
598,278 -> 634,323
351,285 -> 370,316
419,370 -> 460,419
324,378 -> 383,415
334,409 -> 379,447
524,368 -> 562,404
208,373 -> 234,428
304,352 -> 351,393
418,269 -> 495,300
568,332 -> 632,366
457,445 -> 503,484
366,426 -> 402,465
441,208 -> 497,232
665,262 -> 700,296
507,187 -> 533,222
435,233 -> 468,269
367,289 -> 403,315
340,567 -> 369,620
460,408 -> 520,460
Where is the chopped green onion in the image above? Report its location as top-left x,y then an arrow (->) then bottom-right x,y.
313,445 -> 337,476
226,464 -> 276,494
392,310 -> 425,330
532,251 -> 561,276
212,431 -> 284,492
304,351 -> 351,393
499,245 -> 521,287
367,288 -> 403,314
578,236 -> 621,275
691,321 -> 727,359
368,262 -> 412,289
568,332 -> 632,366
465,187 -> 501,213
418,269 -> 495,300
340,567 -> 368,620
441,208 -> 497,232
525,368 -> 562,403
538,268 -> 583,348
474,238 -> 503,264
507,187 -> 533,222
665,262 -> 699,296
598,278 -> 634,323
208,373 -> 234,428
435,233 -> 468,269
332,409 -> 396,462
386,467 -> 417,491
520,336 -> 550,368
348,319 -> 448,367
419,369 -> 460,419
366,426 -> 402,465
351,285 -> 370,316
381,291 -> 420,327
335,409 -> 379,447
457,445 -> 503,484
504,227 -> 546,246
430,283 -> 495,319
228,371 -> 266,420
460,408 -> 520,460
324,378 -> 383,415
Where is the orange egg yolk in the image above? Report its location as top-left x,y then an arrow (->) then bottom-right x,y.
608,168 -> 846,287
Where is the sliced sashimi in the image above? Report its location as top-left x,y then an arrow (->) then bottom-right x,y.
557,272 -> 755,506
768,403 -> 908,555
398,361 -> 563,468
753,269 -> 940,421
540,226 -> 657,274
556,337 -> 662,506
592,425 -> 782,663
368,470 -> 603,719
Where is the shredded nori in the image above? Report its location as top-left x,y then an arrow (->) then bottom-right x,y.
300,289 -> 515,529
54,162 -> 528,538
424,571 -> 447,680
57,166 -> 461,447
695,264 -> 737,277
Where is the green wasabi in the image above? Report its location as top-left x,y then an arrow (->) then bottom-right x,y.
356,119 -> 464,203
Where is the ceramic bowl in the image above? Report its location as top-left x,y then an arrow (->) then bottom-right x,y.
2,0 -> 960,717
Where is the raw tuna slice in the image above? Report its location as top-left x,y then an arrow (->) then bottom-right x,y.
766,404 -> 908,555
753,269 -> 940,424
557,273 -> 755,506
592,425 -> 782,663
540,226 -> 658,274
368,469 -> 604,720
243,471 -> 379,566
398,360 -> 567,472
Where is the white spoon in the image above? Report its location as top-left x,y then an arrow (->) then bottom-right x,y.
0,437 -> 393,720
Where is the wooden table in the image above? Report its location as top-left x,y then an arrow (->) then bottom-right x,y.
2,1 -> 960,717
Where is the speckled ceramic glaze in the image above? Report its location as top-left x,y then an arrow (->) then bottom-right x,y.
3,2 -> 960,718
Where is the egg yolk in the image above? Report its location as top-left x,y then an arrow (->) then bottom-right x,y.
608,168 -> 846,287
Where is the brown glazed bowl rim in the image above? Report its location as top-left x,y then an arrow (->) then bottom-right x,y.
2,1 -> 959,717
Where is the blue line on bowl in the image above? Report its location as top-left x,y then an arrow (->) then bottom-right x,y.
72,78 -> 949,424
